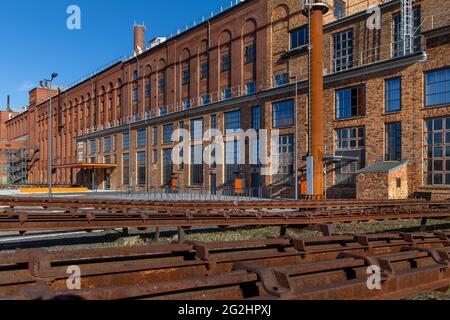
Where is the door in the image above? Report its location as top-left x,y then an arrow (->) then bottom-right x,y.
104,172 -> 111,190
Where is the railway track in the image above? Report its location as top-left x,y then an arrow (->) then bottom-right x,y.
0,198 -> 449,233
0,196 -> 446,210
2,231 -> 450,300
1,206 -> 450,232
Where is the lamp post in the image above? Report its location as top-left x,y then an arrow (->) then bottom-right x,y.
40,73 -> 58,198
289,76 -> 299,200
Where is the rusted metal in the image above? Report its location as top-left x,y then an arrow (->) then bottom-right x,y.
1,231 -> 450,300
0,204 -> 449,233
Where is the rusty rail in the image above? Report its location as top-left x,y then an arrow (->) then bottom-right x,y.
2,231 -> 450,300
0,204 -> 449,232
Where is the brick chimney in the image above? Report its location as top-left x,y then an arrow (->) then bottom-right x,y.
134,24 -> 146,56
6,95 -> 10,111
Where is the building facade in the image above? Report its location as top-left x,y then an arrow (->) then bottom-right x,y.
5,0 -> 450,198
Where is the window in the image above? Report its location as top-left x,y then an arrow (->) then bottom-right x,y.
163,124 -> 174,144
393,8 -> 421,58
273,99 -> 294,128
179,121 -> 185,142
123,133 -> 130,149
333,0 -> 346,19
162,148 -> 173,185
137,152 -> 146,185
153,127 -> 158,145
245,82 -> 256,95
335,127 -> 365,185
336,127 -> 365,150
252,106 -> 261,130
191,118 -> 204,140
221,52 -> 231,71
183,100 -> 191,110
145,81 -> 151,97
201,95 -> 210,105
386,78 -> 402,112
104,136 -> 111,153
158,75 -> 166,92
133,70 -> 138,81
190,144 -> 204,185
133,86 -> 138,102
159,106 -> 167,116
224,110 -> 241,135
244,44 -> 256,64
386,122 -> 402,161
425,68 -> 450,107
137,129 -> 146,148
90,140 -> 96,154
221,88 -> 232,100
225,140 -> 241,185
153,149 -> 158,163
211,115 -> 217,129
290,26 -> 308,50
122,153 -> 130,185
275,73 -> 289,86
113,135 -> 117,151
274,135 -> 294,182
200,62 -> 209,79
333,29 -> 353,72
182,68 -> 190,85
424,117 -> 450,185
336,85 -> 365,119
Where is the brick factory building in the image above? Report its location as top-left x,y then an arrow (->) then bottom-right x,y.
5,0 -> 450,199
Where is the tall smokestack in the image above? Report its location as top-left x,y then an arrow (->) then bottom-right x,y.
134,24 -> 146,56
6,95 -> 10,111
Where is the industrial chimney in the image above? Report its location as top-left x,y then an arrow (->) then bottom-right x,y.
6,95 -> 10,111
133,24 -> 146,56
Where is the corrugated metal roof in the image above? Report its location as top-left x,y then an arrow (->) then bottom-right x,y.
357,160 -> 408,174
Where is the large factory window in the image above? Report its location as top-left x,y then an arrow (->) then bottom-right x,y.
425,67 -> 450,107
190,144 -> 204,186
191,118 -> 204,141
335,127 -> 366,185
273,99 -> 294,128
385,122 -> 402,161
290,26 -> 308,50
137,152 -> 146,186
104,136 -> 111,153
225,140 -> 241,186
385,78 -> 402,113
163,124 -> 174,144
162,148 -> 173,186
123,133 -> 130,150
333,29 -> 353,72
137,129 -> 146,148
224,110 -> 241,135
273,135 -> 294,184
392,7 -> 421,58
122,153 -> 130,185
336,85 -> 365,119
424,117 -> 450,185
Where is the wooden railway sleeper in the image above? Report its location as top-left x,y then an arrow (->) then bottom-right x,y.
233,262 -> 293,298
435,231 -> 450,246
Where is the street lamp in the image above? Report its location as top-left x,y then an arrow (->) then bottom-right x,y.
40,72 -> 58,198
289,75 -> 299,200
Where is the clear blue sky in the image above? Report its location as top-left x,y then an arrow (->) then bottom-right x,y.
0,0 -> 232,110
